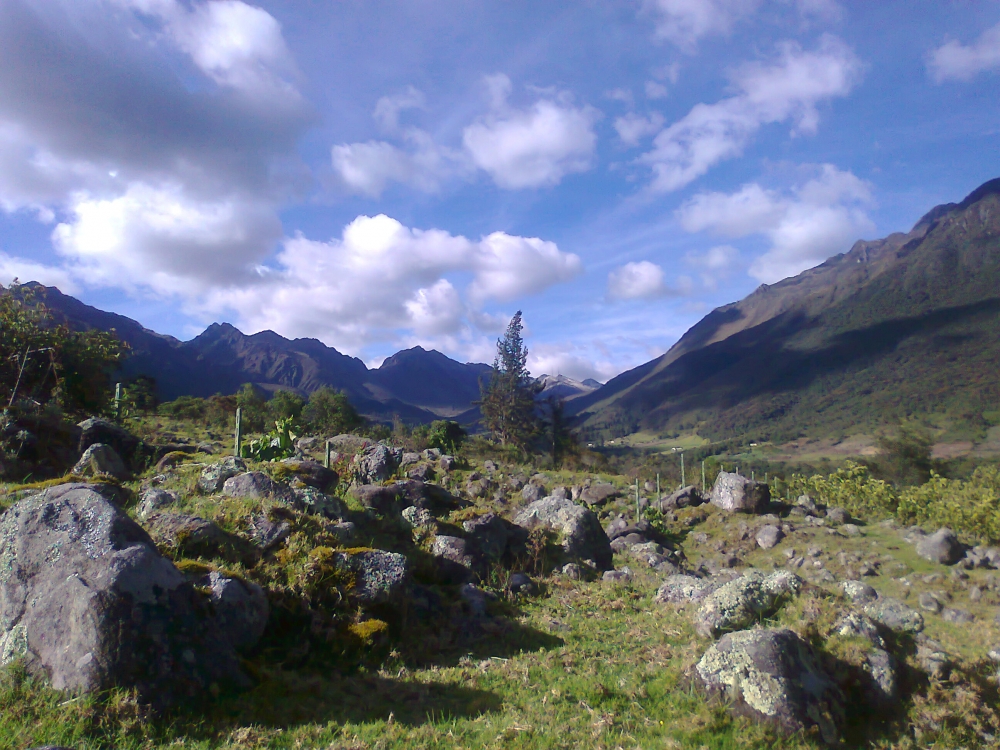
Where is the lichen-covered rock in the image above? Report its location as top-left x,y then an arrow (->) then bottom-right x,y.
198,456 -> 246,493
395,479 -> 465,512
830,614 -> 897,704
840,580 -> 878,605
278,459 -> 338,493
863,598 -> 924,633
77,418 -> 143,468
246,514 -> 290,552
578,482 -> 618,507
513,496 -> 613,571
222,471 -> 292,501
462,512 -> 508,562
710,472 -> 770,513
756,525 -> 783,549
656,485 -> 703,511
915,527 -> 964,565
352,444 -> 401,485
336,549 -> 409,605
430,536 -> 476,583
145,512 -> 255,565
0,484 -> 248,705
72,443 -> 128,481
352,484 -> 404,515
137,488 -> 179,520
402,505 -> 436,528
696,628 -> 844,744
521,483 -> 545,504
201,571 -> 269,653
290,487 -> 345,519
695,570 -> 801,638
655,575 -> 716,605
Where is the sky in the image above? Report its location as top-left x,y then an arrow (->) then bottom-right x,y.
1,1 -> 999,383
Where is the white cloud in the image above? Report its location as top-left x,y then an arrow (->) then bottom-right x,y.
200,214 -> 582,354
645,81 -> 670,100
606,88 -> 635,106
527,343 -> 620,383
462,75 -> 600,189
683,244 -> 741,289
639,35 -> 862,191
614,112 -> 666,147
331,133 -> 467,198
643,0 -> 761,51
373,86 -> 426,132
607,260 -> 670,300
677,164 -> 874,283
0,253 -> 79,294
928,23 -> 1000,82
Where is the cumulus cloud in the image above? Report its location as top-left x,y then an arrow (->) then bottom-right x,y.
607,260 -> 693,300
462,74 -> 600,189
0,252 -> 79,294
677,164 -> 874,283
527,343 -> 619,383
643,0 -> 761,51
201,214 -> 582,354
683,244 -> 741,289
614,112 -> 665,147
373,86 -> 426,132
331,133 -> 467,198
928,23 -> 1000,82
639,35 -> 862,191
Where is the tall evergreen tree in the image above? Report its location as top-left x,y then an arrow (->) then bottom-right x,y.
479,311 -> 539,450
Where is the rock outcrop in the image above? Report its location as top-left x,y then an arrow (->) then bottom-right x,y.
710,472 -> 770,513
513,496 -> 613,571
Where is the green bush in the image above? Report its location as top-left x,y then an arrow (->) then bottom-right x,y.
268,389 -> 305,423
301,387 -> 363,436
426,420 -> 466,454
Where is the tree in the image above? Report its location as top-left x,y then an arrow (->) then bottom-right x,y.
873,423 -> 934,487
479,311 -> 539,451
268,388 -> 305,423
302,386 -> 364,436
426,420 -> 466,453
235,383 -> 268,432
542,395 -> 576,468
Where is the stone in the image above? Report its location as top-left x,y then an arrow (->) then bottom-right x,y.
336,549 -> 409,605
144,512 -> 255,565
825,507 -> 851,525
222,471 -> 291,501
327,521 -> 357,545
198,456 -> 247,494
840,580 -> 878,605
756,525 -> 784,550
422,448 -> 442,460
395,480 -> 465,512
833,613 -> 884,647
329,434 -> 372,454
710,472 -> 770,513
0,484 -> 247,705
603,568 -> 632,584
562,563 -> 582,580
401,506 -> 436,528
915,636 -> 951,679
462,513 -> 509,562
77,418 -> 143,469
513,496 -> 613,571
841,524 -> 861,537
137,488 -> 179,520
655,575 -> 715,605
509,572 -> 535,595
278,459 -> 338,493
657,485 -> 703,511
915,528 -> 964,565
72,443 -> 128,481
694,570 -> 802,638
917,592 -> 941,613
579,482 -> 618,507
439,455 -> 456,472
696,628 -> 844,744
459,583 -> 491,617
352,444 -> 401,485
201,571 -> 269,653
431,535 -> 475,572
407,463 -> 435,482
941,607 -> 974,624
155,451 -> 190,473
863,598 -> 924,633
400,452 -> 420,467
290,487 -> 345,519
352,484 -> 405,516
246,514 -> 291,552
521,483 -> 545,504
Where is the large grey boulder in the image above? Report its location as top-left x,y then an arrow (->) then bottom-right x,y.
198,456 -> 246,494
462,513 -> 509,562
336,549 -> 409,605
915,527 -> 964,565
656,485 -> 703,511
222,471 -> 291,501
137,488 -> 179,520
72,443 -> 128,481
77,418 -> 142,468
201,572 -> 269,653
696,628 -> 844,744
0,484 -> 247,705
578,482 -> 618,507
710,472 -> 770,513
352,444 -> 401,485
278,459 -> 339,493
863,597 -> 924,633
513,496 -> 613,570
694,570 -> 801,638
144,512 -> 255,565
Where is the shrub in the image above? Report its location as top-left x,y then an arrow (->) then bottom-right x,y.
426,420 -> 466,454
302,387 -> 363,436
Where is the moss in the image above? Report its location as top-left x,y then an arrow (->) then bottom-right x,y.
174,559 -> 214,577
347,618 -> 389,647
7,473 -> 85,492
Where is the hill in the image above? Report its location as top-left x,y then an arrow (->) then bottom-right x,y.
571,177 -> 1000,443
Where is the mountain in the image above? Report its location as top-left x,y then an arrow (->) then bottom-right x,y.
11,284 -> 490,424
537,374 -> 601,401
571,177 -> 1000,443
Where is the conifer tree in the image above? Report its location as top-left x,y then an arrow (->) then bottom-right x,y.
479,311 -> 539,450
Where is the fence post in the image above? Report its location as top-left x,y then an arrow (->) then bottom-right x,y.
680,452 -> 685,488
702,460 -> 706,493
325,440 -> 332,469
635,478 -> 640,518
234,407 -> 242,458
656,472 -> 660,498
114,382 -> 122,419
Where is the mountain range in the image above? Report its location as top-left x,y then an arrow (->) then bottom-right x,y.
569,177 -> 1000,444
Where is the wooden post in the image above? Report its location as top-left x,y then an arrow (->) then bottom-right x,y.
114,382 -> 122,419
635,478 -> 640,518
234,407 -> 242,457
680,453 -> 685,488
702,460 -> 706,493
751,470 -> 755,481
656,472 -> 660,498
325,440 -> 332,469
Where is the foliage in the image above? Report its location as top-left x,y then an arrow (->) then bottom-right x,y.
117,375 -> 159,417
157,394 -> 236,429
870,423 -> 934,486
240,417 -> 297,462
235,383 -> 268,432
0,283 -> 126,414
425,419 -> 466,454
267,389 -> 305,423
301,386 -> 364,436
541,395 -> 576,468
479,311 -> 539,452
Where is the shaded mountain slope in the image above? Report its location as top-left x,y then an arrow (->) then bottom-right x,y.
573,178 -> 1000,442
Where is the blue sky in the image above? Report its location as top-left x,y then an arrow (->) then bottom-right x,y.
1,0 -> 999,381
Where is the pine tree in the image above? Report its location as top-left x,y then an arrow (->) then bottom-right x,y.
479,311 -> 539,450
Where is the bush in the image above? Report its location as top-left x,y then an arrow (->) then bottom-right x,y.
235,383 -> 268,432
302,387 -> 363,436
268,389 -> 305,423
426,420 -> 466,454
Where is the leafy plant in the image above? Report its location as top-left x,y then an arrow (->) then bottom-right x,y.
426,419 -> 466,454
241,417 -> 298,462
301,386 -> 364,435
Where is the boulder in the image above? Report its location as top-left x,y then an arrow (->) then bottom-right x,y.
508,572 -> 535,595
462,513 -> 509,562
329,434 -> 371,454
694,570 -> 801,638
521,483 -> 545,504
863,598 -> 924,633
201,571 -> 269,653
756,525 -> 783,550
825,507 -> 851,526
0,484 -> 247,705
603,569 -> 632,584
144,513 -> 255,565
513,496 -> 613,571
400,452 -> 420,467
655,575 -> 716,605
278,459 -> 338,493
198,456 -> 247,494
656,485 -> 703,511
430,536 -> 476,583
840,580 -> 878,605
352,484 -> 405,515
831,614 -> 898,704
290,487 -> 345,519
137,488 -> 179,520
915,528 -> 964,565
439,455 -> 456,471
697,628 -> 844,744
402,505 -> 436,528
336,549 -> 409,605
578,482 -> 618,507
77,418 -> 143,468
222,471 -> 291,501
72,443 -> 128,481
395,479 -> 465,512
246,514 -> 291,552
710,472 -> 770,513
352,444 -> 401,484
407,463 -> 435,482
